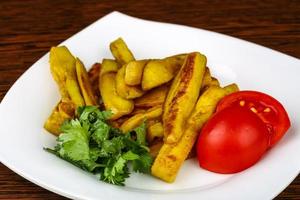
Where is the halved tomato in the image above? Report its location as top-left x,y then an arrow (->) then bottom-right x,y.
197,106 -> 270,173
217,91 -> 291,147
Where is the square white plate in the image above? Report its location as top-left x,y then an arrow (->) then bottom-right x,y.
0,11 -> 300,200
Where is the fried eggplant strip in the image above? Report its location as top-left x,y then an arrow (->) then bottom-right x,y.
141,54 -> 186,91
87,63 -> 101,100
120,106 -> 162,133
151,85 -> 239,182
124,60 -> 147,86
115,65 -> 145,99
110,37 -> 135,65
50,46 -> 85,107
44,100 -> 76,135
76,58 -> 98,106
134,85 -> 169,108
201,67 -> 212,89
99,72 -> 134,120
163,52 -> 206,144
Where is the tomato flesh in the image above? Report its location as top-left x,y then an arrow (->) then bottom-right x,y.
217,91 -> 291,147
197,106 -> 269,173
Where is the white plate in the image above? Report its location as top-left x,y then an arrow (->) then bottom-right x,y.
0,11 -> 300,200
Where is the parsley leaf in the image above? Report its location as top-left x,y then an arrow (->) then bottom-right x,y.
133,122 -> 147,146
57,119 -> 90,161
132,153 -> 153,173
101,155 -> 129,186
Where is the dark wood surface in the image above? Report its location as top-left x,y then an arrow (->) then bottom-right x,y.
0,0 -> 299,199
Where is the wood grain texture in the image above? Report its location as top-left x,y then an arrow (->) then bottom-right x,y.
0,0 -> 299,199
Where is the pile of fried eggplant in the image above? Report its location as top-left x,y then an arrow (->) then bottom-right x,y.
44,38 -> 239,183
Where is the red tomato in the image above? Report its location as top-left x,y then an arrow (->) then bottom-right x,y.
217,91 -> 291,147
197,106 -> 269,174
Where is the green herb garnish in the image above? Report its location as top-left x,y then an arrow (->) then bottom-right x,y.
45,106 -> 153,186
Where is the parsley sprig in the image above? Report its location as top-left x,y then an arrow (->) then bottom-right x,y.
45,106 -> 153,186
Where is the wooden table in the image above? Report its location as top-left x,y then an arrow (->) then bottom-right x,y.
0,0 -> 299,199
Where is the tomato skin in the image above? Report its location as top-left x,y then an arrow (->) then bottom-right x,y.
197,106 -> 269,174
217,91 -> 291,147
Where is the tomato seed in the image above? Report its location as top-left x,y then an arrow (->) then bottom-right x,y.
250,107 -> 258,113
239,100 -> 245,106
